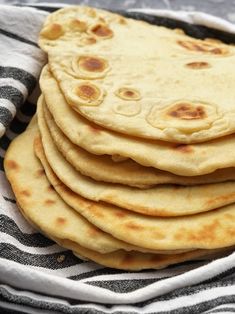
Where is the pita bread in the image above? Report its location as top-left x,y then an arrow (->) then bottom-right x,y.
39,6 -> 235,143
40,66 -> 235,176
23,213 -> 230,270
58,238 -> 234,271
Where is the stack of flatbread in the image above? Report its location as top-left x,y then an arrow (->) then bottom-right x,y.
4,6 -> 235,270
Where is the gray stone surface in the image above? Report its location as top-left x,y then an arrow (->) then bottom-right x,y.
0,0 -> 234,22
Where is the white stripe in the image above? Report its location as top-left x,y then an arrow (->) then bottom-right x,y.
0,5 -> 48,44
0,122 -> 5,138
0,77 -> 27,100
0,34 -> 46,74
0,98 -> 16,116
25,2 -> 68,8
23,261 -> 103,278
0,232 -> 65,255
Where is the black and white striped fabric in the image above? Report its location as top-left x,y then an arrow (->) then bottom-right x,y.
1,3 -> 235,313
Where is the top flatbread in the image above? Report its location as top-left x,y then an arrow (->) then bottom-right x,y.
39,6 -> 235,143
40,66 -> 235,177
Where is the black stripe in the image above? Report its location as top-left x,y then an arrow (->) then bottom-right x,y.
208,308 -> 235,313
3,196 -> 16,204
0,86 -> 24,109
19,101 -> 36,117
17,4 -> 61,13
0,67 -> 37,94
0,156 -> 3,171
9,117 -> 28,134
87,278 -> 159,293
0,243 -> 81,269
0,306 -> 27,314
202,266 -> 235,285
0,134 -> 10,151
69,267 -> 127,281
0,215 -> 54,247
0,28 -> 38,47
0,107 -> 13,128
117,11 -> 235,44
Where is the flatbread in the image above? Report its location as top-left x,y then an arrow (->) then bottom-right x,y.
37,96 -> 235,217
40,66 -> 235,177
44,102 -> 235,187
4,122 -> 172,254
39,6 -> 235,143
57,238 -> 234,271
35,134 -> 235,251
25,205 -> 231,270
23,215 -> 231,270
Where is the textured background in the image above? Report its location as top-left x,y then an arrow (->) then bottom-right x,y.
0,0 -> 234,22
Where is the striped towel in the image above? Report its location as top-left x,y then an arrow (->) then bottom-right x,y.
1,4 -> 235,314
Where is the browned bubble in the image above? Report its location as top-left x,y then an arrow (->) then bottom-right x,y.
44,199 -> 56,205
6,160 -> 20,170
41,23 -> 64,40
35,169 -> 45,178
168,103 -> 207,120
90,24 -> 113,38
186,61 -> 210,69
20,190 -> 31,197
115,87 -> 141,100
175,220 -> 220,243
70,19 -> 87,32
118,17 -> 127,25
56,217 -> 66,225
87,7 -> 97,18
114,210 -> 127,218
81,36 -> 97,45
178,40 -> 227,55
76,83 -> 101,101
120,254 -> 134,267
173,144 -> 194,153
125,222 -> 143,230
79,56 -> 107,72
